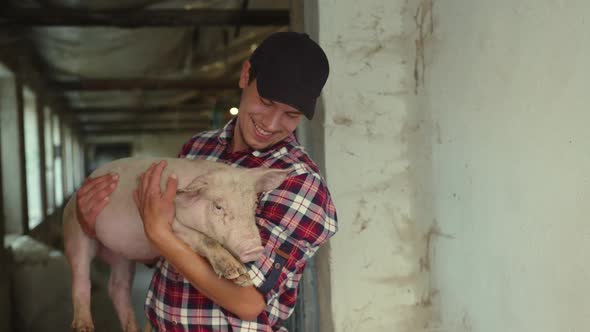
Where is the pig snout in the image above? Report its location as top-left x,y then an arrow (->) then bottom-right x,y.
237,243 -> 264,263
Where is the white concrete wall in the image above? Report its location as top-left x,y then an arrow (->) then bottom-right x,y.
422,1 -> 590,331
315,1 -> 433,331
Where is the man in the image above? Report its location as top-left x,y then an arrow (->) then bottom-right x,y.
76,32 -> 338,331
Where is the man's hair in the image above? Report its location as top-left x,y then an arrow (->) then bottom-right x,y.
248,66 -> 257,84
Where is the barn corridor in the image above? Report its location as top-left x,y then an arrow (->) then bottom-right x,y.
4,1 -> 590,332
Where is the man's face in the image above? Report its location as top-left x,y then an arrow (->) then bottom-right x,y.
232,62 -> 304,152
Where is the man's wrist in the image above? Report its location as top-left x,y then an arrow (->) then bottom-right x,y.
146,223 -> 175,247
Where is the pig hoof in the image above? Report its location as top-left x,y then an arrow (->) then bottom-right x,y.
124,319 -> 140,332
232,273 -> 253,287
212,259 -> 243,280
124,323 -> 140,332
72,324 -> 94,332
221,266 -> 241,279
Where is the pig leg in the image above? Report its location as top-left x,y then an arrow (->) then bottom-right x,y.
63,197 -> 98,332
101,248 -> 139,332
194,235 -> 252,286
209,243 -> 253,286
202,237 -> 250,282
172,220 -> 252,287
172,222 -> 251,285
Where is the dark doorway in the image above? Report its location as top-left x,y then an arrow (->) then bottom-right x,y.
86,143 -> 132,176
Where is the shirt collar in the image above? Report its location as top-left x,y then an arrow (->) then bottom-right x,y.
217,118 -> 299,157
217,118 -> 235,146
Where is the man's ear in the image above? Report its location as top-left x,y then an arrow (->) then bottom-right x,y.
239,60 -> 251,89
251,168 -> 292,193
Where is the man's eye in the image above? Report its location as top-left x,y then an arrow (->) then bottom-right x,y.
214,203 -> 223,210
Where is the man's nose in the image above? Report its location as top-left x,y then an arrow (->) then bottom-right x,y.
265,108 -> 282,130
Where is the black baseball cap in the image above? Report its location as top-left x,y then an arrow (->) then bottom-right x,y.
249,32 -> 330,120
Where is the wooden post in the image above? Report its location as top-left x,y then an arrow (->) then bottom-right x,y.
36,96 -> 48,220
290,0 -> 304,32
15,79 -> 29,233
44,107 -> 55,212
60,114 -> 68,202
0,76 -> 12,332
0,75 -> 23,234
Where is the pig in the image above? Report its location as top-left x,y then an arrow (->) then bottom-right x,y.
62,157 -> 290,332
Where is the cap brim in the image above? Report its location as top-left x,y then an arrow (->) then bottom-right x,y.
256,74 -> 316,120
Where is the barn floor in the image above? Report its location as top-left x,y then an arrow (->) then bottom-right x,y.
7,234 -> 153,332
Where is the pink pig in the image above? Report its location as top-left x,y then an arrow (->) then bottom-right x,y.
62,157 -> 290,332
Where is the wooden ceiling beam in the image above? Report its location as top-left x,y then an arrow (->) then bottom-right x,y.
51,78 -> 238,91
80,126 -> 211,136
76,117 -> 210,125
0,8 -> 289,28
71,105 -> 212,116
82,127 -> 206,136
81,124 -> 207,132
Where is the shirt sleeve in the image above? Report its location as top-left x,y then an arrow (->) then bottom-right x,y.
247,171 -> 338,304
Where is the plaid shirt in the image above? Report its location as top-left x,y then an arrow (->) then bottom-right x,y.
145,119 -> 338,331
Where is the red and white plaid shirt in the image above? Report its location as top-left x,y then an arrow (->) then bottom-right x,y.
145,119 -> 338,331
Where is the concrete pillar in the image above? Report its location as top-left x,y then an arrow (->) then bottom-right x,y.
308,1 -> 435,331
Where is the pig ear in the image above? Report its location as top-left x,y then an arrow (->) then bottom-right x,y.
175,174 -> 209,206
252,168 -> 292,193
177,174 -> 209,194
175,190 -> 200,207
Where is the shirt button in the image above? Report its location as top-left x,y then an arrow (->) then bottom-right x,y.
274,263 -> 281,269
172,319 -> 177,325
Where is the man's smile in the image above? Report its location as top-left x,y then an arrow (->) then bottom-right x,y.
251,117 -> 273,139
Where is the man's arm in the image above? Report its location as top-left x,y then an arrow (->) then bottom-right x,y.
76,173 -> 119,237
134,160 -> 266,321
150,228 -> 266,320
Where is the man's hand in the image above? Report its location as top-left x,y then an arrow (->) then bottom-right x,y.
76,173 -> 119,237
133,161 -> 178,244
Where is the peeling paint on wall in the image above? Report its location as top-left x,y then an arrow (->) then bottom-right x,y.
332,114 -> 353,126
352,198 -> 371,233
414,0 -> 435,94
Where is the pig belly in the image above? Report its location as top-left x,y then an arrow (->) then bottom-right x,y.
95,190 -> 159,261
94,206 -> 159,261
89,157 -> 212,260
